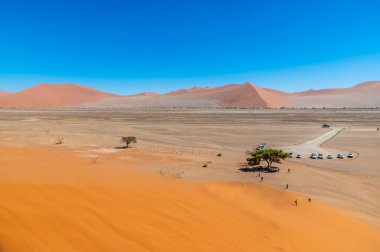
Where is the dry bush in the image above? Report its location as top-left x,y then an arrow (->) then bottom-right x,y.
55,136 -> 64,145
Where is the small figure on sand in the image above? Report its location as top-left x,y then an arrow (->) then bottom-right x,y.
285,184 -> 288,189
258,172 -> 261,177
288,168 -> 290,173
260,176 -> 264,182
308,198 -> 311,203
294,199 -> 298,206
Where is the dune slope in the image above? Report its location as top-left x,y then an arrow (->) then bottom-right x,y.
0,84 -> 119,108
0,145 -> 379,251
289,81 -> 380,108
82,82 -> 292,108
0,90 -> 10,97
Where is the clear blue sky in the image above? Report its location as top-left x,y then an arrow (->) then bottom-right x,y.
0,0 -> 379,94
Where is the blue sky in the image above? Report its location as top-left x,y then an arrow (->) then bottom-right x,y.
0,0 -> 379,94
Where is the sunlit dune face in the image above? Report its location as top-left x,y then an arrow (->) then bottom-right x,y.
0,144 -> 379,251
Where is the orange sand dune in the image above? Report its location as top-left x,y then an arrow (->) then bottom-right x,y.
0,90 -> 10,97
0,84 -> 119,108
166,82 -> 292,108
84,82 -> 293,108
0,144 -> 379,251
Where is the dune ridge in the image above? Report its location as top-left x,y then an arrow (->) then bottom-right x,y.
0,90 -> 10,97
0,144 -> 379,251
0,84 -> 119,108
1,81 -> 380,108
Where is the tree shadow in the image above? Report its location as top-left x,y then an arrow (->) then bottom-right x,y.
239,165 -> 279,173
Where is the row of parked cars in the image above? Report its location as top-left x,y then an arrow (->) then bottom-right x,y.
289,152 -> 354,159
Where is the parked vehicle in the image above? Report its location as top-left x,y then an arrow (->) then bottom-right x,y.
337,153 -> 345,159
289,152 -> 294,158
310,153 -> 317,159
327,154 -> 333,159
348,152 -> 354,158
296,153 -> 302,159
318,153 -> 324,159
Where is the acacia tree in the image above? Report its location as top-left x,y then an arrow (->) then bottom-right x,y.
121,136 -> 137,148
247,145 -> 288,170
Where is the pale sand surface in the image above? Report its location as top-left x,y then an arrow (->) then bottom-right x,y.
0,108 -> 379,251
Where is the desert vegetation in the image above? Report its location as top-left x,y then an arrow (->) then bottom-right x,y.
246,144 -> 289,172
55,136 -> 64,145
120,136 -> 137,148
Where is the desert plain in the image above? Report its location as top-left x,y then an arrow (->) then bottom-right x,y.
0,108 -> 379,251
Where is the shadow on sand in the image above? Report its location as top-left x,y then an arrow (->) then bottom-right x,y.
239,165 -> 279,173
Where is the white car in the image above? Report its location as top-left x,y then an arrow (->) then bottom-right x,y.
327,154 -> 333,159
289,153 -> 294,158
296,153 -> 302,159
310,153 -> 317,159
318,153 -> 324,159
337,153 -> 345,159
348,152 -> 354,158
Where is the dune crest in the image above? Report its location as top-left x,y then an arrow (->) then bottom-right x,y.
2,81 -> 380,108
0,83 -> 119,108
0,90 -> 11,97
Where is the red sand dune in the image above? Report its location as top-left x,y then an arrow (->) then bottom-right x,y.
0,90 -> 11,97
1,81 -> 380,108
84,82 -> 293,108
0,84 -> 119,108
133,92 -> 160,96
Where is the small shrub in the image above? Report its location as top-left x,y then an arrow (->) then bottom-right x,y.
90,156 -> 99,164
56,136 -> 64,145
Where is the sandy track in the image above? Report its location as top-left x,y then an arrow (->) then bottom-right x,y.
283,127 -> 346,156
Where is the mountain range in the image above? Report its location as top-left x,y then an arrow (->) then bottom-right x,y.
0,81 -> 379,108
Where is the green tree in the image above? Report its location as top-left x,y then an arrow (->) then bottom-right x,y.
247,145 -> 288,170
121,136 -> 137,148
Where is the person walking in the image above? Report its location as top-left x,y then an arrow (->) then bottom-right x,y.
294,199 -> 298,206
308,198 -> 311,203
261,176 -> 263,182
285,184 -> 288,189
288,168 -> 290,173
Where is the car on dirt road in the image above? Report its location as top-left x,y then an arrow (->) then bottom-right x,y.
348,152 -> 354,158
296,153 -> 302,159
310,153 -> 317,159
337,153 -> 345,159
318,153 -> 324,159
327,154 -> 333,159
289,152 -> 294,158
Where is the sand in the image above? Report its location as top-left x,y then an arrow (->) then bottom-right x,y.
0,144 -> 379,251
0,108 -> 379,251
0,84 -> 119,108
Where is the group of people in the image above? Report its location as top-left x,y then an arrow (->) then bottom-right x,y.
257,168 -> 312,206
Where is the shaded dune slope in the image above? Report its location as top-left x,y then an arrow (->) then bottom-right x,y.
289,81 -> 380,108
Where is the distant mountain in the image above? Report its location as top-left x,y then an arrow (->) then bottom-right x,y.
1,81 -> 379,108
0,90 -> 11,97
0,84 -> 119,108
